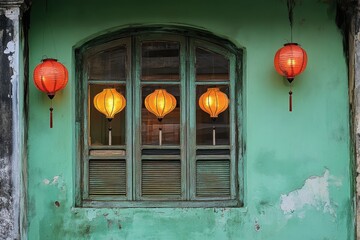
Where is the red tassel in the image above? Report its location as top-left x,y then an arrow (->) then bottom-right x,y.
289,91 -> 293,112
50,107 -> 53,128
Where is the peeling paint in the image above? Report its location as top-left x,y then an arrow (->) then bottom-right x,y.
0,5 -> 21,240
43,175 -> 60,185
86,210 -> 97,221
4,40 -> 14,54
42,179 -> 50,185
280,170 -> 341,218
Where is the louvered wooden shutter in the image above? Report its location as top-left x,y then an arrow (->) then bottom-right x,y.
141,160 -> 181,196
89,159 -> 127,196
196,160 -> 230,197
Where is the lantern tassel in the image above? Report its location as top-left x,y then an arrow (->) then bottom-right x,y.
159,127 -> 162,146
213,125 -> 216,146
108,119 -> 112,146
212,118 -> 216,146
289,90 -> 293,112
50,107 -> 53,128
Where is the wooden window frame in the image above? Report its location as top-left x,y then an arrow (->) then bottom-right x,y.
75,27 -> 244,208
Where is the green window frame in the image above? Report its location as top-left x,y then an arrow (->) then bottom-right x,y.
75,27 -> 243,208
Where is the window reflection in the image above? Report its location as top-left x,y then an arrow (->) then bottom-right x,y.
142,41 -> 180,81
196,48 -> 229,81
87,46 -> 127,80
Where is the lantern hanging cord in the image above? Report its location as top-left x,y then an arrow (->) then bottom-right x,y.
41,0 -> 49,56
287,0 -> 296,42
43,0 -> 58,58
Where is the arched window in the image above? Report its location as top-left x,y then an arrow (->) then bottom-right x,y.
75,27 -> 243,207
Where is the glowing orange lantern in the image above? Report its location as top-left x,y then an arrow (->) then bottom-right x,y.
94,88 -> 126,145
274,43 -> 307,111
199,88 -> 229,119
199,88 -> 229,145
145,89 -> 177,121
33,58 -> 69,128
145,89 -> 177,145
94,88 -> 126,119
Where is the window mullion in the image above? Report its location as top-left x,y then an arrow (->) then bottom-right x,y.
180,37 -> 188,200
133,35 -> 142,200
188,39 -> 197,200
125,37 -> 133,201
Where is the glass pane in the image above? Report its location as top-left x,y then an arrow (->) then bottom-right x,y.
196,85 -> 230,145
196,48 -> 229,81
141,41 -> 180,81
87,46 -> 127,80
89,84 -> 126,146
142,85 -> 180,145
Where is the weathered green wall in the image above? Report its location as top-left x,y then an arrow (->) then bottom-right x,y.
27,0 -> 353,239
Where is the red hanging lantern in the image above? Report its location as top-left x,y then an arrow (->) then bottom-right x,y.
33,58 -> 69,128
274,43 -> 307,111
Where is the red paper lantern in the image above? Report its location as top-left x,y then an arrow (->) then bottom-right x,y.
274,43 -> 307,111
33,58 -> 68,98
33,58 -> 69,128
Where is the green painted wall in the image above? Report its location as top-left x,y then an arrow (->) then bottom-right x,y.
27,0 -> 353,239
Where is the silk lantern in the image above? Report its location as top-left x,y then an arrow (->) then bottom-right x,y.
274,43 -> 307,111
94,88 -> 126,145
33,58 -> 69,128
199,87 -> 229,145
144,89 -> 177,145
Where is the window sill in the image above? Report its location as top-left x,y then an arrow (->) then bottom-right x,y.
80,199 -> 242,208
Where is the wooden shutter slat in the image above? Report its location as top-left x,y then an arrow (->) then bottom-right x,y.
142,160 -> 181,196
89,160 -> 126,196
196,160 -> 230,197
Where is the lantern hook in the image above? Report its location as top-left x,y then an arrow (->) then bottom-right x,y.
287,0 -> 296,42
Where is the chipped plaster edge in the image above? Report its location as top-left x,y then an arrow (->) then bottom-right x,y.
280,169 -> 341,219
1,6 -> 22,240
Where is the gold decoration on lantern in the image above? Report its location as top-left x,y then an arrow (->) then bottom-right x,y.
93,88 -> 126,145
199,88 -> 229,119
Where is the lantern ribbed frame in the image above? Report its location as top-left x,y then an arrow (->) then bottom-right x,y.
199,87 -> 229,118
93,88 -> 126,119
274,43 -> 307,82
33,58 -> 69,98
144,89 -> 177,120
